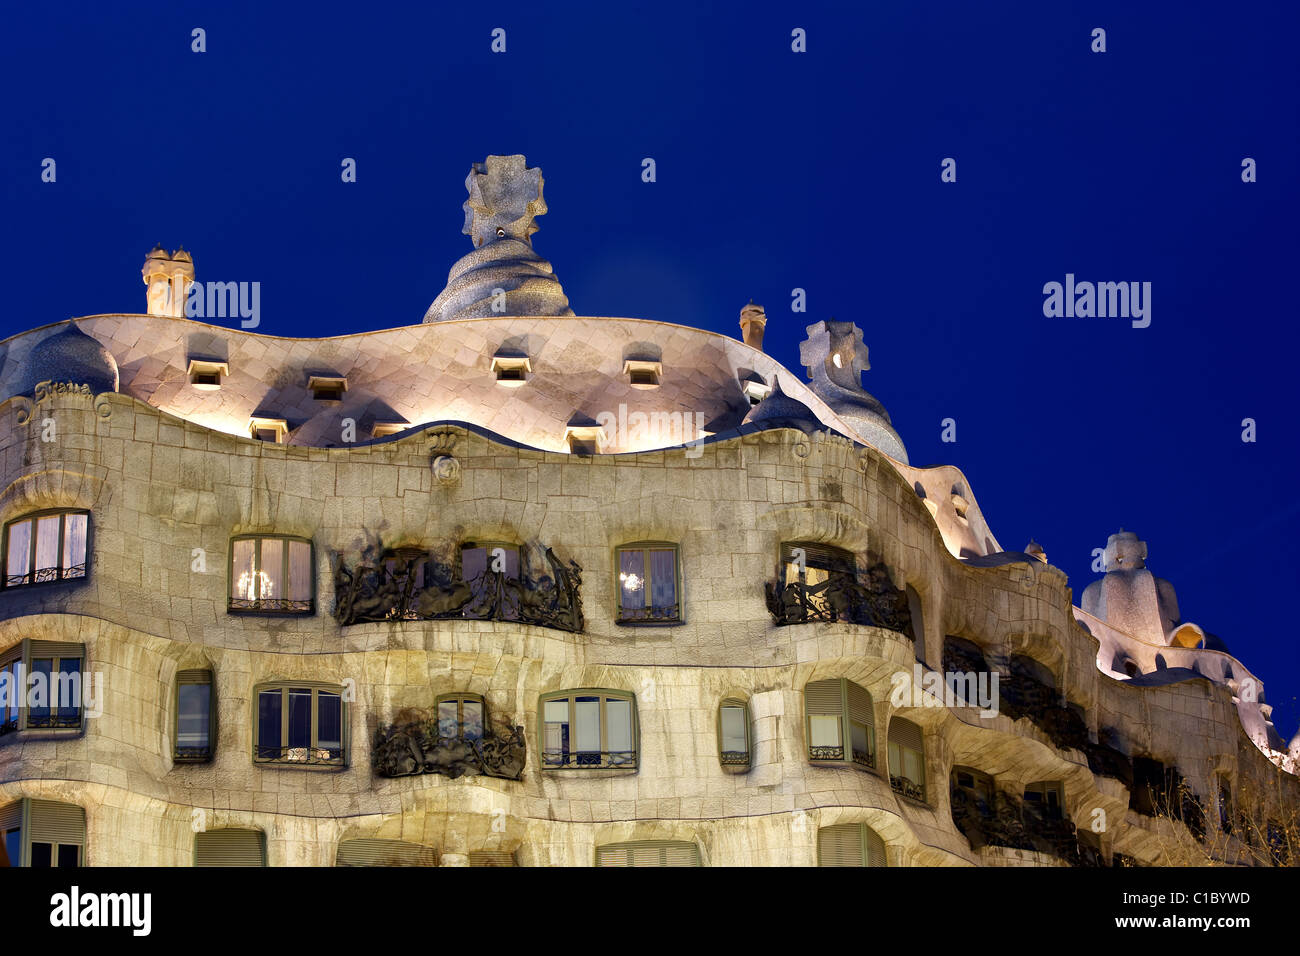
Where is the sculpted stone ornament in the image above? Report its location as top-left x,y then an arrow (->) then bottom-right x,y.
373,712 -> 526,781
798,319 -> 908,463
333,539 -> 584,633
424,155 -> 574,323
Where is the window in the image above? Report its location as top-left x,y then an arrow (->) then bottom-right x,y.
460,542 -> 520,619
1217,774 -> 1233,834
540,690 -> 637,770
229,535 -> 314,614
615,542 -> 681,624
803,678 -> 874,769
336,839 -> 436,867
175,669 -> 214,762
254,683 -> 347,768
1024,781 -> 1064,820
887,718 -> 926,802
783,542 -> 854,591
622,360 -> 662,389
717,698 -> 751,769
952,767 -> 994,805
564,425 -> 605,455
3,510 -> 89,588
248,417 -> 288,443
491,354 -> 531,386
817,823 -> 887,867
187,358 -> 228,390
194,829 -> 265,866
0,799 -> 85,867
468,850 -> 516,867
596,841 -> 699,866
436,693 -> 485,744
307,375 -> 347,403
0,640 -> 85,737
371,421 -> 409,439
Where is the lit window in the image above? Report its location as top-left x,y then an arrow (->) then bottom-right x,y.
175,670 -> 214,762
817,823 -> 887,867
0,640 -> 85,737
887,718 -> 926,802
3,510 -> 89,589
596,841 -> 699,866
254,683 -> 347,768
0,799 -> 85,867
540,690 -> 637,770
803,678 -> 874,769
229,536 -> 314,614
615,543 -> 680,624
718,698 -> 750,769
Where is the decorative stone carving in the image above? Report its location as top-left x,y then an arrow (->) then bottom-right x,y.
765,560 -> 914,638
332,540 -> 584,633
373,712 -> 526,781
424,155 -> 574,323
431,455 -> 460,485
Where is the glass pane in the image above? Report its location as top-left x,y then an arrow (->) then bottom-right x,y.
6,519 -> 31,582
177,683 -> 211,749
257,689 -> 281,756
62,514 -> 88,574
618,550 -> 646,611
543,699 -> 569,763
437,700 -> 459,739
34,515 -> 61,573
55,658 -> 81,721
904,748 -> 924,785
260,539 -> 285,600
850,721 -> 870,758
231,539 -> 256,600
606,698 -> 633,755
721,706 -> 746,751
888,741 -> 900,775
3,828 -> 19,866
2,662 -> 17,725
287,688 -> 311,748
30,842 -> 52,867
649,550 -> 676,609
57,844 -> 79,867
317,692 -> 341,751
29,659 -> 52,723
462,700 -> 483,742
288,540 -> 312,602
809,714 -> 841,748
575,697 -> 602,755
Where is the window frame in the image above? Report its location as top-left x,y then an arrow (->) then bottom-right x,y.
1,509 -> 92,590
0,639 -> 87,738
887,717 -> 927,803
435,692 -> 486,743
538,688 -> 639,771
0,798 -> 85,867
251,681 -> 349,770
716,697 -> 751,770
193,828 -> 266,867
1023,780 -> 1065,820
613,541 -> 683,625
816,822 -> 888,867
595,840 -> 700,866
174,669 -> 216,763
803,678 -> 876,771
227,534 -> 316,615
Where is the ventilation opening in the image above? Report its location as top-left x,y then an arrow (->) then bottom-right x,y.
491,355 -> 531,387
741,378 -> 771,406
308,376 -> 347,403
623,360 -> 662,390
249,417 -> 288,443
371,421 -> 409,439
564,425 -> 605,456
187,359 -> 229,391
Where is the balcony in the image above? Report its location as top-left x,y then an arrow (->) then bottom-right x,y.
765,562 -> 914,639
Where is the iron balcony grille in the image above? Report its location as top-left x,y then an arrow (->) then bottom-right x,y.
852,748 -> 875,769
891,775 -> 926,802
5,564 -> 87,588
25,714 -> 82,729
175,745 -> 213,762
616,604 -> 681,624
228,597 -> 313,614
808,745 -> 875,769
720,751 -> 750,766
764,562 -> 915,639
0,718 -> 16,736
255,745 -> 344,765
542,750 -> 637,769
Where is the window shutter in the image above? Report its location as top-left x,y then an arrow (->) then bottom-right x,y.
596,840 -> 700,867
846,682 -> 874,729
0,643 -> 21,666
864,826 -> 887,867
28,641 -> 84,659
0,800 -> 22,832
889,717 -> 923,752
468,850 -> 516,867
805,679 -> 843,717
195,829 -> 265,866
177,669 -> 210,682
818,824 -> 864,866
336,839 -> 436,867
28,800 -> 85,845
784,543 -> 854,572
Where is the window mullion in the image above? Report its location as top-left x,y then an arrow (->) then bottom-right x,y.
27,519 -> 37,584
310,690 -> 319,750
599,697 -> 607,764
55,514 -> 65,580
280,688 -> 289,749
254,539 -> 263,601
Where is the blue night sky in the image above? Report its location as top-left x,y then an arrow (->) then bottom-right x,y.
2,4 -> 1297,736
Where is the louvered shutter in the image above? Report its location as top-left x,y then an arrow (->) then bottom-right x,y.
784,543 -> 854,574
864,826 -> 887,867
28,800 -> 84,845
0,801 -> 22,831
805,680 -> 843,718
177,669 -> 209,682
336,839 -> 436,867
889,717 -> 923,752
28,641 -> 83,660
596,840 -> 700,867
195,829 -> 264,866
846,682 -> 873,729
468,850 -> 515,867
818,824 -> 864,867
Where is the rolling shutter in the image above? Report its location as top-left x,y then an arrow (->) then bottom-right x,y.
783,543 -> 854,573
846,682 -> 874,729
28,800 -> 84,845
818,825 -> 864,867
468,850 -> 516,867
888,717 -> 923,752
595,840 -> 700,867
805,680 -> 843,718
177,669 -> 210,682
28,641 -> 84,660
864,826 -> 887,867
0,801 -> 22,832
195,829 -> 265,867
336,839 -> 436,867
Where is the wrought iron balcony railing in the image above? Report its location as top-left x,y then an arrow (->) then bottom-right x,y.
5,564 -> 87,588
228,597 -> 313,614
891,775 -> 926,802
542,749 -> 637,770
255,745 -> 345,765
765,563 -> 914,639
616,604 -> 681,625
